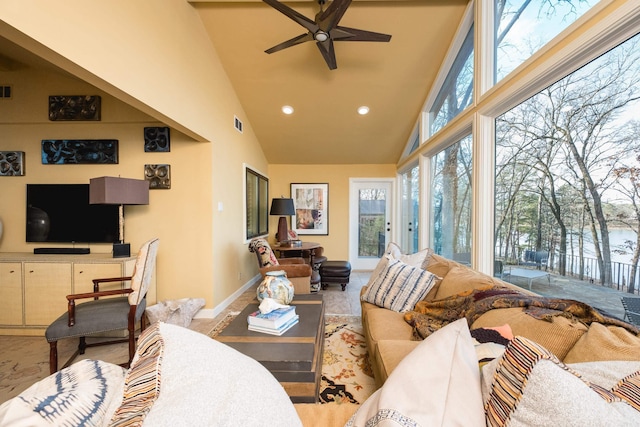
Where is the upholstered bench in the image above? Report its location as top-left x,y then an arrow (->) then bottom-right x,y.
319,260 -> 351,291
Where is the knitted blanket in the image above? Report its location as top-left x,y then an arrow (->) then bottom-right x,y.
404,287 -> 639,340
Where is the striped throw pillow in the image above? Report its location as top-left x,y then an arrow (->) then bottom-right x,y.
362,255 -> 437,312
485,336 -> 640,426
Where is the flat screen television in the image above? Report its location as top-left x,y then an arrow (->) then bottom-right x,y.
26,184 -> 120,243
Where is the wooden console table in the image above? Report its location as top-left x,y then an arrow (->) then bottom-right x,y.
215,294 -> 325,403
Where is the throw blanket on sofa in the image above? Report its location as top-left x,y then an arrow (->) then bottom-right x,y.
404,287 -> 639,340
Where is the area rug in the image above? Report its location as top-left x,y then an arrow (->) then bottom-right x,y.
209,312 -> 376,404
320,315 -> 376,404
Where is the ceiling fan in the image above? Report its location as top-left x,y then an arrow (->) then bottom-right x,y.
263,0 -> 391,70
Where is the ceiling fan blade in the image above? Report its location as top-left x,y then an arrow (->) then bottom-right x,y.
316,39 -> 337,70
265,33 -> 314,54
317,0 -> 352,31
262,0 -> 319,34
332,26 -> 392,42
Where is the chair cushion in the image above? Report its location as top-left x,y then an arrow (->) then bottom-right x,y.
249,238 -> 280,267
129,238 -> 159,305
45,297 -> 144,341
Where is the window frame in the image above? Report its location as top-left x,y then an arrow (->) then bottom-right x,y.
244,164 -> 269,241
399,0 -> 640,276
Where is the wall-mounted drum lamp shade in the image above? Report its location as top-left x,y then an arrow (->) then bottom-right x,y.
90,176 -> 149,257
270,197 -> 295,244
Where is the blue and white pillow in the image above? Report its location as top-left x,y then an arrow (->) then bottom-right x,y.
0,359 -> 126,427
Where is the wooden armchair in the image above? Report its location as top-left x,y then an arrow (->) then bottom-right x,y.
248,238 -> 312,294
45,238 -> 159,374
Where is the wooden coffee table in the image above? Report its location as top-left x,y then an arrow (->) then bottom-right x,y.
214,293 -> 325,403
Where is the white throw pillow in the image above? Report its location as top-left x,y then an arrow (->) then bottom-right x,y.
145,297 -> 205,327
109,322 -> 302,427
485,336 -> 640,427
361,255 -> 437,312
386,242 -> 434,270
346,318 -> 485,427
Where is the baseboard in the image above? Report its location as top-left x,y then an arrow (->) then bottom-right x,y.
192,274 -> 260,319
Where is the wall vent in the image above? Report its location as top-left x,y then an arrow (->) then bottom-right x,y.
234,115 -> 243,133
0,85 -> 12,99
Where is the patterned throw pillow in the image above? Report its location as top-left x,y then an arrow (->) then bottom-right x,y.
485,336 -> 640,427
362,255 -> 437,312
249,238 -> 280,267
0,360 -> 126,427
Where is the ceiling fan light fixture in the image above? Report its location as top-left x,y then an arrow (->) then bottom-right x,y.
314,31 -> 329,42
282,105 -> 294,115
357,106 -> 370,115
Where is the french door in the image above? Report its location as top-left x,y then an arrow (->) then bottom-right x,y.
349,179 -> 394,270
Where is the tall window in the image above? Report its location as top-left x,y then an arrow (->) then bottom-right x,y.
431,135 -> 473,262
495,33 -> 640,292
495,0 -> 596,83
401,164 -> 420,253
245,166 -> 269,240
430,26 -> 474,135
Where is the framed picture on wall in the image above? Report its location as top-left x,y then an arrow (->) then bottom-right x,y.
290,183 -> 328,235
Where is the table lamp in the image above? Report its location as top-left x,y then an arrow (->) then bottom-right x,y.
270,197 -> 295,244
89,176 -> 149,257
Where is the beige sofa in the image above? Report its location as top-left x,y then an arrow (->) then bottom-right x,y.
361,253 -> 640,389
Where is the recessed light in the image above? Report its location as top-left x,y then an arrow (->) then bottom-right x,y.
282,105 -> 294,115
357,106 -> 370,115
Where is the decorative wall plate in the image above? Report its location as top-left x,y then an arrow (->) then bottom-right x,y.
145,164 -> 171,189
48,95 -> 101,121
144,127 -> 170,152
0,151 -> 25,176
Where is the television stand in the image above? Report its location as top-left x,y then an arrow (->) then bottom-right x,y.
34,248 -> 91,255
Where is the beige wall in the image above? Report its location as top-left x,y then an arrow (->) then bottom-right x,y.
0,0 -> 269,310
267,164 -> 396,260
0,2 -> 405,316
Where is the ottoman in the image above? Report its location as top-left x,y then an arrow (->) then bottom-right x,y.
319,260 -> 352,291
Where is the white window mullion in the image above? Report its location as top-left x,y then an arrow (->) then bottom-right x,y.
472,113 -> 495,275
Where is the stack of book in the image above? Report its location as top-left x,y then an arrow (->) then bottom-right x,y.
247,305 -> 299,335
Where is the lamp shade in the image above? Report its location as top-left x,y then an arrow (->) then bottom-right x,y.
270,198 -> 295,216
89,177 -> 149,205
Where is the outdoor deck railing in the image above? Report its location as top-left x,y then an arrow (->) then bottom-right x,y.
501,253 -> 640,296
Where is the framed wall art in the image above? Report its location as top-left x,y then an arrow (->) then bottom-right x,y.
290,183 -> 328,235
41,140 -> 118,164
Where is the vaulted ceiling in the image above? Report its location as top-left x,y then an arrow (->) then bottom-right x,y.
0,0 -> 469,165
193,0 -> 468,164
